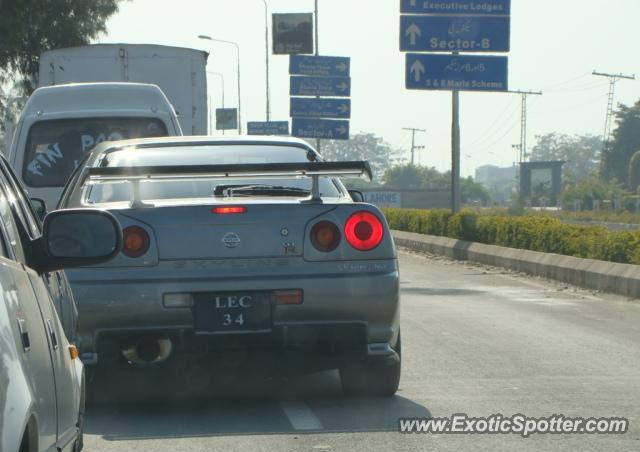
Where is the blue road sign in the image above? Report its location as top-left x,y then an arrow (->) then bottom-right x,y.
247,121 -> 290,136
290,98 -> 351,119
405,53 -> 508,92
290,76 -> 351,97
400,0 -> 511,16
292,118 -> 350,140
400,16 -> 510,52
289,55 -> 351,77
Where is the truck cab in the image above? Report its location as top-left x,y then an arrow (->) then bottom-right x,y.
7,82 -> 182,209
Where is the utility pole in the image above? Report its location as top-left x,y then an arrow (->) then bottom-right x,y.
506,90 -> 542,162
403,127 -> 426,165
592,71 -> 635,158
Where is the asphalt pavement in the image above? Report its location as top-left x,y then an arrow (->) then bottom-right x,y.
83,250 -> 640,451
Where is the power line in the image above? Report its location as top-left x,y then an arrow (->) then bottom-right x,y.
402,127 -> 426,165
467,97 -> 519,147
592,70 -> 636,161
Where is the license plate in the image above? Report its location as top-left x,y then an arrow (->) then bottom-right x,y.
192,291 -> 271,333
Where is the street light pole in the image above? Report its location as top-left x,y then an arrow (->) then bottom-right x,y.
198,35 -> 242,134
261,0 -> 271,121
314,0 -> 321,152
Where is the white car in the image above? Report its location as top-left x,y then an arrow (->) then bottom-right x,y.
0,154 -> 122,452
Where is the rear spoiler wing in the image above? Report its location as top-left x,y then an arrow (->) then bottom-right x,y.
84,161 -> 372,203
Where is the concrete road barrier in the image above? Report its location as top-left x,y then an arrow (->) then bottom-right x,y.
392,230 -> 640,299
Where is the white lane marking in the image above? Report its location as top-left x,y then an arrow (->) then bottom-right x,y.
280,401 -> 323,431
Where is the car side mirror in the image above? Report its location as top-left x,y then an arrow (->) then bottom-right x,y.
30,197 -> 47,221
348,190 -> 365,203
30,209 -> 122,273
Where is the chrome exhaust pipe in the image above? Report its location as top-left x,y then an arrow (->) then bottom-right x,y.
122,336 -> 172,364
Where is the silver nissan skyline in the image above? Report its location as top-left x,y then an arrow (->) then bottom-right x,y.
58,136 -> 401,397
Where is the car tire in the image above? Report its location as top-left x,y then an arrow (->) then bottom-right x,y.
340,333 -> 401,397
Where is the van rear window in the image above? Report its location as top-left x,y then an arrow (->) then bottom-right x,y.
23,117 -> 167,187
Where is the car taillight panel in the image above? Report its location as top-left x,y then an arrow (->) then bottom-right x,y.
310,221 -> 341,252
344,211 -> 384,251
122,226 -> 150,258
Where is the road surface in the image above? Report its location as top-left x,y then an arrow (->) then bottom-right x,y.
84,250 -> 640,451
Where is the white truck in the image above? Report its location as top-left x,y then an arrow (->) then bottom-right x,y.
38,44 -> 208,135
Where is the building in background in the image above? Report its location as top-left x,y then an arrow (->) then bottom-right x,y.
475,165 -> 517,205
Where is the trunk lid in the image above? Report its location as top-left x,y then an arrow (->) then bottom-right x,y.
116,202 -> 336,260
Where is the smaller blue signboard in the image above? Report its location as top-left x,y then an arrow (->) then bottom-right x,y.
290,55 -> 350,77
400,15 -> 510,52
247,121 -> 290,136
290,76 -> 351,97
405,53 -> 508,92
290,98 -> 351,119
400,0 -> 511,16
292,118 -> 350,140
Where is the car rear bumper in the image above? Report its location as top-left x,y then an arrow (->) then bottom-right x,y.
67,258 -> 400,364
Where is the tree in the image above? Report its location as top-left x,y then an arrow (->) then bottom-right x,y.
529,133 -> 601,187
560,177 -> 624,210
383,164 -> 448,189
461,177 -> 490,205
318,133 -> 399,182
629,150 -> 640,192
601,100 -> 640,187
0,0 -> 126,93
383,165 -> 490,205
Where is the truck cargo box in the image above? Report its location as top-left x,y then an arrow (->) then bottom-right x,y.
38,44 -> 208,135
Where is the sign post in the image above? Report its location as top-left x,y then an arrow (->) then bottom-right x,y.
400,0 -> 511,213
247,121 -> 290,136
292,118 -> 349,140
272,13 -> 314,55
290,98 -> 351,119
216,108 -> 238,131
405,53 -> 508,92
289,53 -> 352,141
452,70 -> 461,214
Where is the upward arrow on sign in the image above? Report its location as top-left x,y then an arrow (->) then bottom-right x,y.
410,60 -> 425,82
405,23 -> 421,46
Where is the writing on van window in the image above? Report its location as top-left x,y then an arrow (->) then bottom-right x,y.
27,132 -> 125,178
26,143 -> 64,176
81,132 -> 125,152
23,118 -> 167,188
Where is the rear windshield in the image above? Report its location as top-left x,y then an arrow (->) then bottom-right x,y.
23,117 -> 167,188
85,145 -> 343,204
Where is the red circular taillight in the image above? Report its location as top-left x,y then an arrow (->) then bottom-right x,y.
310,221 -> 341,252
122,226 -> 150,258
344,211 -> 384,251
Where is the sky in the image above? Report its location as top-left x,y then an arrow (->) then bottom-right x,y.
101,0 -> 640,177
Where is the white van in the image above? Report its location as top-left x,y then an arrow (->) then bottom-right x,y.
7,82 -> 182,208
